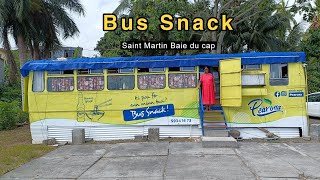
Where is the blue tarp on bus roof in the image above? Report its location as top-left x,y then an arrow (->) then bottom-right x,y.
20,52 -> 306,77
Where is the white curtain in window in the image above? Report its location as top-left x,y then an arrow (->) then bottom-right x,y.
33,71 -> 45,92
270,64 -> 280,78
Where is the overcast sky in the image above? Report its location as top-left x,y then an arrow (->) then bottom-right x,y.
62,0 -> 120,57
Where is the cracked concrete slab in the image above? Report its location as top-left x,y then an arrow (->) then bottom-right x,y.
169,142 -> 236,156
2,141 -> 320,180
79,156 -> 167,179
44,144 -> 109,157
236,143 -> 303,178
104,142 -> 169,157
165,155 -> 256,180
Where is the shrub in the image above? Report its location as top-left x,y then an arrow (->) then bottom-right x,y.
0,101 -> 22,130
0,83 -> 29,130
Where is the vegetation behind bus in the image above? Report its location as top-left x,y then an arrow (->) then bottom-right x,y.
0,83 -> 28,131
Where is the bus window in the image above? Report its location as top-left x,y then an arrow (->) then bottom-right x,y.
77,69 -> 103,75
242,64 -> 261,70
48,70 -> 74,75
270,63 -> 289,86
138,74 -> 166,90
107,75 -> 134,90
169,66 -> 197,89
107,68 -> 134,74
47,77 -> 74,92
90,69 -> 103,74
77,76 -> 104,91
180,67 -> 196,71
32,71 -> 45,92
169,67 -> 196,72
169,67 -> 180,72
119,68 -> 134,73
150,68 -> 165,72
169,74 -> 197,89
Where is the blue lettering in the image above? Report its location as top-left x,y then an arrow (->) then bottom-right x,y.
248,98 -> 283,117
248,99 -> 263,116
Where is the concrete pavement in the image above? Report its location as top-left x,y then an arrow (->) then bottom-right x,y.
2,141 -> 320,179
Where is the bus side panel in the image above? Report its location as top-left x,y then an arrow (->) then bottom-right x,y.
223,63 -> 308,137
28,89 -> 200,126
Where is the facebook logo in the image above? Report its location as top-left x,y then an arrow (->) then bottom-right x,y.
274,91 -> 281,97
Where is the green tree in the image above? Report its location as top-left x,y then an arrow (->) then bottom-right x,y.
73,47 -> 82,58
301,29 -> 320,93
96,0 -> 193,57
28,0 -> 85,60
0,0 -> 85,107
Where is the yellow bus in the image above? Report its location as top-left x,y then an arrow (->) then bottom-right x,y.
21,52 -> 308,144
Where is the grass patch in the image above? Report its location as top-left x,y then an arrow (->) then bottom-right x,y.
0,126 -> 55,176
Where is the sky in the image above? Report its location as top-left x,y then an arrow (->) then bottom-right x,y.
62,0 -> 121,57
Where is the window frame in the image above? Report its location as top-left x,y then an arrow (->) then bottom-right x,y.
168,73 -> 198,89
242,64 -> 262,70
48,70 -> 74,76
269,63 -> 289,86
77,69 -> 104,75
180,66 -> 196,71
77,76 -> 105,91
168,67 -> 198,89
47,77 -> 75,92
46,70 -> 75,92
32,71 -> 45,92
119,68 -> 134,73
107,75 -> 135,91
149,68 -> 165,72
137,73 -> 166,90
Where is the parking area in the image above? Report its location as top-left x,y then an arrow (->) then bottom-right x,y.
1,140 -> 320,180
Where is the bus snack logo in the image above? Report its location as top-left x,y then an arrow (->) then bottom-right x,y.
123,104 -> 175,121
248,98 -> 283,117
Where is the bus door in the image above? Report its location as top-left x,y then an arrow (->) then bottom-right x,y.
219,58 -> 242,107
199,66 -> 220,105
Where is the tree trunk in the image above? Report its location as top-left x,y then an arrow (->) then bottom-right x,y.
44,42 -> 51,59
17,34 -> 28,109
33,40 -> 41,60
211,0 -> 219,54
29,39 -> 34,60
2,28 -> 19,85
217,31 -> 226,54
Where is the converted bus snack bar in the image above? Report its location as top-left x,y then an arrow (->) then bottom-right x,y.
20,52 -> 308,144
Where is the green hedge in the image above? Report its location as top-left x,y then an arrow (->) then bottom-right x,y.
0,84 -> 28,131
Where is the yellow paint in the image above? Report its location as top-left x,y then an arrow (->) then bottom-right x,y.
27,68 -> 200,125
242,88 -> 267,96
223,62 -> 307,124
219,58 -> 242,107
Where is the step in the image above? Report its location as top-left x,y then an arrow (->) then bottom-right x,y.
204,118 -> 225,121
204,110 -> 223,113
204,125 -> 228,129
203,115 -> 224,118
204,129 -> 229,137
203,120 -> 225,123
201,136 -> 238,148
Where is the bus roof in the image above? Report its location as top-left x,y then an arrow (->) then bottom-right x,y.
20,52 -> 306,77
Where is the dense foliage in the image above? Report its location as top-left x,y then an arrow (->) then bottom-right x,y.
301,29 -> 320,93
0,84 -> 28,130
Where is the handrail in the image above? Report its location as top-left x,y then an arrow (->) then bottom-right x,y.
198,88 -> 204,136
